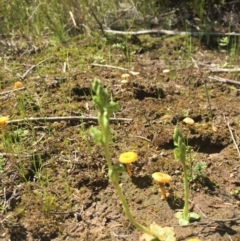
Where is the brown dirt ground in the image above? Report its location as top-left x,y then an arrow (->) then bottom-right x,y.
0,34 -> 240,241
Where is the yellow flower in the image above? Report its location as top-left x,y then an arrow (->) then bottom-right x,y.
152,172 -> 172,200
121,73 -> 130,80
14,81 -> 23,89
119,152 -> 137,163
119,152 -> 138,177
0,116 -> 9,134
0,116 -> 9,126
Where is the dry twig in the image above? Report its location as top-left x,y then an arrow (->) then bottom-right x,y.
128,134 -> 151,142
209,68 -> 240,73
208,76 -> 240,86
17,58 -> 50,80
0,152 -> 31,157
0,87 -> 26,95
195,62 -> 240,73
104,29 -> 240,37
91,63 -> 139,75
223,115 -> 240,158
6,116 -> 132,125
171,217 -> 240,228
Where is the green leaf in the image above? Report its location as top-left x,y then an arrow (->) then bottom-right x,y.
139,222 -> 176,241
92,96 -> 101,109
193,161 -> 207,175
109,163 -> 126,177
107,101 -> 120,113
89,127 -> 103,145
109,164 -> 126,185
102,113 -> 110,129
173,148 -> 180,161
178,218 -> 189,226
14,129 -> 29,138
174,212 -> 189,226
189,212 -> 200,221
173,127 -> 181,146
98,87 -> 109,107
219,36 -> 229,46
177,136 -> 186,159
175,211 -> 200,226
92,78 -> 100,92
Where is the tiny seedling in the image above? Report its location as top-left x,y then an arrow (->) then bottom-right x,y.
185,145 -> 207,182
93,55 -> 105,64
14,128 -> 29,140
230,188 -> 239,197
173,127 -> 200,226
41,191 -> 57,215
193,161 -> 207,180
90,78 -> 176,240
219,36 -> 229,47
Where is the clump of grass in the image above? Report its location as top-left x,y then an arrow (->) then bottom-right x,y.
0,0 -> 117,40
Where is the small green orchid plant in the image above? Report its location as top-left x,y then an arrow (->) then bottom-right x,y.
173,127 -> 200,226
90,78 -> 176,241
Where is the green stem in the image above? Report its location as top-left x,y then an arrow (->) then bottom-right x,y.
203,80 -> 213,120
182,159 -> 189,220
92,79 -> 161,239
111,176 -> 161,239
103,142 -> 112,169
103,142 -> 159,239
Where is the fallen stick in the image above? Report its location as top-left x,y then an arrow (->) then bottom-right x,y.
91,63 -> 139,75
208,76 -> 240,86
196,62 -> 240,72
209,68 -> 240,73
0,152 -> 31,157
0,87 -> 26,95
104,29 -> 240,37
17,58 -> 51,80
6,116 -> 132,124
224,115 -> 240,158
170,217 -> 240,228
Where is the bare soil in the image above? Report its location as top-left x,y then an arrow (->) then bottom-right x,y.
0,33 -> 240,241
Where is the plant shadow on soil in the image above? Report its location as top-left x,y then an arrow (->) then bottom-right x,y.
131,175 -> 153,189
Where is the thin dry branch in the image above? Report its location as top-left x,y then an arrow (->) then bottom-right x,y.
6,116 -> 132,125
91,63 -> 138,75
0,87 -> 26,95
210,68 -> 240,73
195,62 -> 240,73
104,29 -> 240,37
223,115 -> 240,158
208,76 -> 240,86
17,58 -> 51,80
0,152 -> 31,157
171,217 -> 240,228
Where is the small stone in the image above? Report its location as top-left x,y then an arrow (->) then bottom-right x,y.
148,155 -> 158,162
120,79 -> 128,84
174,170 -> 181,175
163,69 -> 170,73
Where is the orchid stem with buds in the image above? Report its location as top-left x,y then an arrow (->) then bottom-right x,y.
173,127 -> 200,225
90,78 -> 161,239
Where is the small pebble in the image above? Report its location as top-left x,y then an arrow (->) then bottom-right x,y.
174,170 -> 181,175
148,154 -> 158,162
